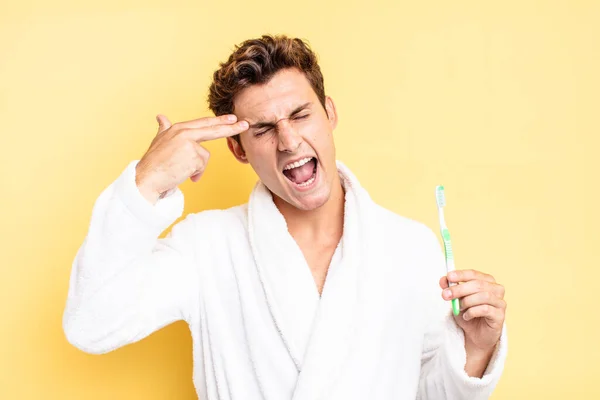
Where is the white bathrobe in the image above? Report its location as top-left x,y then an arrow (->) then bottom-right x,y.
63,159 -> 507,400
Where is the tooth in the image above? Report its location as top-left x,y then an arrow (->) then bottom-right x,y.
284,157 -> 314,171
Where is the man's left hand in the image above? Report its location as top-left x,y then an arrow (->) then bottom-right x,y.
440,269 -> 506,353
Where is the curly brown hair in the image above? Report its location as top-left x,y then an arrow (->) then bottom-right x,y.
207,34 -> 327,143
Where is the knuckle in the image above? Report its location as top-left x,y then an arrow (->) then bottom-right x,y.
186,161 -> 197,174
194,146 -> 204,158
184,140 -> 197,152
197,144 -> 210,157
460,269 -> 472,279
225,124 -> 238,133
475,280 -> 485,292
189,156 -> 201,170
207,125 -> 225,136
460,297 -> 470,309
482,291 -> 492,302
178,127 -> 191,137
199,153 -> 209,164
195,157 -> 206,169
499,285 -> 506,297
496,307 -> 505,320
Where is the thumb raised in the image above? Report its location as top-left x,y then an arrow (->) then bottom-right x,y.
156,114 -> 172,133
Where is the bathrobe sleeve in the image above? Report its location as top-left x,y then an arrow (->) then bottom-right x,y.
63,160 -> 198,354
417,226 -> 508,400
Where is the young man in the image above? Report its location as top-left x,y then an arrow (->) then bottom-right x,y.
63,34 -> 507,399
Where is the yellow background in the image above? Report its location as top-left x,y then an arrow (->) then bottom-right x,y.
1,0 -> 598,398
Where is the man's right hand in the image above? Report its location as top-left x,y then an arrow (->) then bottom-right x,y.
135,114 -> 249,205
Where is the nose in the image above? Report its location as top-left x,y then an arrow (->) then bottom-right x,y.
276,119 -> 302,153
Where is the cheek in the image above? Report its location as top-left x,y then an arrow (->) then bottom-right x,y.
303,120 -> 330,144
313,126 -> 333,149
247,139 -> 278,172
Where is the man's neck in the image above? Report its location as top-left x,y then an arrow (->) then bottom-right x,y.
273,174 -> 345,245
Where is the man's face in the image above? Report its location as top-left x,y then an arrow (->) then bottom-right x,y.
229,68 -> 338,211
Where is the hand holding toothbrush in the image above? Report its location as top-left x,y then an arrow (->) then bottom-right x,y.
439,269 -> 506,353
435,186 -> 506,376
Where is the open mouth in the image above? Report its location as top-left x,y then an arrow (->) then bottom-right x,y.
282,157 -> 318,187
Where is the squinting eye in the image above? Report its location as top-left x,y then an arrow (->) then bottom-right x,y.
255,128 -> 271,137
294,114 -> 309,120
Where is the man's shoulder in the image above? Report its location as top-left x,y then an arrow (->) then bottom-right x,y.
186,202 -> 249,228
370,201 -> 435,240
170,202 -> 249,241
368,201 -> 442,257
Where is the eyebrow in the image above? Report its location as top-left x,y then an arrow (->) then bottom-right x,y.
248,102 -> 312,129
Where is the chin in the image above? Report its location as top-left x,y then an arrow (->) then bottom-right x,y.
289,189 -> 331,211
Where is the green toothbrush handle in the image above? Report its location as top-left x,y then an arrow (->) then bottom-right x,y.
451,298 -> 460,316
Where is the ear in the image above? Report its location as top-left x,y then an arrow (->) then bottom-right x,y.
325,96 -> 338,130
227,136 -> 249,164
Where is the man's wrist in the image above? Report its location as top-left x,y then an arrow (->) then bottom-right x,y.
135,165 -> 161,206
464,339 -> 497,378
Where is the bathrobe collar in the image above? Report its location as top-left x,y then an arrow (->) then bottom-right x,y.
248,160 -> 375,400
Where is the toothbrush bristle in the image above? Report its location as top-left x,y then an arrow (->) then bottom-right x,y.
435,185 -> 446,207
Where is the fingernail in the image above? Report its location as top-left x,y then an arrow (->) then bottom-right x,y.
443,289 -> 452,299
239,121 -> 249,128
448,272 -> 457,280
228,114 -> 237,121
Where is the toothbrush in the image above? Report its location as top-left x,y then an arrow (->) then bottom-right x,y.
435,185 -> 460,316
